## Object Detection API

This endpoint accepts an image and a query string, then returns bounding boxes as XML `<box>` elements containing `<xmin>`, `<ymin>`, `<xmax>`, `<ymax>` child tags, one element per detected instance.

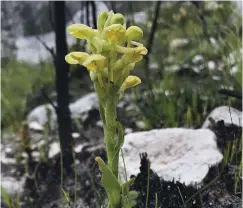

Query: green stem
<box><xmin>95</xmin><ymin>81</ymin><xmax>122</xmax><ymax>207</ymax></box>
<box><xmin>104</xmin><ymin>96</ymin><xmax>119</xmax><ymax>178</ymax></box>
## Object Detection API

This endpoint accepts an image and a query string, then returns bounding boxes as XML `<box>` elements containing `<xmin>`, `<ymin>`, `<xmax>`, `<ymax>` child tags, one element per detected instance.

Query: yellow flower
<box><xmin>133</xmin><ymin>46</ymin><xmax>148</xmax><ymax>55</ymax></box>
<box><xmin>65</xmin><ymin>52</ymin><xmax>89</xmax><ymax>64</ymax></box>
<box><xmin>104</xmin><ymin>24</ymin><xmax>126</xmax><ymax>41</ymax></box>
<box><xmin>116</xmin><ymin>45</ymin><xmax>147</xmax><ymax>55</ymax></box>
<box><xmin>67</xmin><ymin>24</ymin><xmax>97</xmax><ymax>39</ymax></box>
<box><xmin>83</xmin><ymin>54</ymin><xmax>106</xmax><ymax>71</ymax></box>
<box><xmin>115</xmin><ymin>45</ymin><xmax>147</xmax><ymax>65</ymax></box>
<box><xmin>126</xmin><ymin>26</ymin><xmax>143</xmax><ymax>41</ymax></box>
<box><xmin>119</xmin><ymin>53</ymin><xmax>142</xmax><ymax>65</ymax></box>
<box><xmin>120</xmin><ymin>75</ymin><xmax>141</xmax><ymax>90</ymax></box>
<box><xmin>118</xmin><ymin>75</ymin><xmax>141</xmax><ymax>98</ymax></box>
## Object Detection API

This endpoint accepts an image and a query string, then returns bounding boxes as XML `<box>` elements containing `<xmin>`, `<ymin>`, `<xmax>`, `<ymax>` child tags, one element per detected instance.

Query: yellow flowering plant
<box><xmin>65</xmin><ymin>11</ymin><xmax>147</xmax><ymax>208</ymax></box>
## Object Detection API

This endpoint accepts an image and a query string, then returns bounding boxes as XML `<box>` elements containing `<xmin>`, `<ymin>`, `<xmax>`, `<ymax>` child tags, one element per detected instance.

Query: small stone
<box><xmin>202</xmin><ymin>106</ymin><xmax>242</xmax><ymax>128</ymax></box>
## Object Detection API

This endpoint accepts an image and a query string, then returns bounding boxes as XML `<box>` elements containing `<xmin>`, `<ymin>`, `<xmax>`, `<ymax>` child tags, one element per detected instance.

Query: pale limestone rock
<box><xmin>119</xmin><ymin>128</ymin><xmax>223</xmax><ymax>186</ymax></box>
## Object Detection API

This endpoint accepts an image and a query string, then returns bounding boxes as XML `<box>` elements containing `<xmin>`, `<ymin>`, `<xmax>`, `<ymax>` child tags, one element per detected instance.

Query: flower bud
<box><xmin>65</xmin><ymin>52</ymin><xmax>89</xmax><ymax>64</ymax></box>
<box><xmin>83</xmin><ymin>54</ymin><xmax>106</xmax><ymax>71</ymax></box>
<box><xmin>67</xmin><ymin>24</ymin><xmax>96</xmax><ymax>39</ymax></box>
<box><xmin>104</xmin><ymin>24</ymin><xmax>126</xmax><ymax>41</ymax></box>
<box><xmin>126</xmin><ymin>26</ymin><xmax>143</xmax><ymax>41</ymax></box>
<box><xmin>110</xmin><ymin>13</ymin><xmax>125</xmax><ymax>25</ymax></box>
<box><xmin>120</xmin><ymin>75</ymin><xmax>141</xmax><ymax>90</ymax></box>
<box><xmin>89</xmin><ymin>71</ymin><xmax>97</xmax><ymax>81</ymax></box>
<box><xmin>103</xmin><ymin>11</ymin><xmax>115</xmax><ymax>28</ymax></box>
<box><xmin>118</xmin><ymin>75</ymin><xmax>141</xmax><ymax>98</ymax></box>
<box><xmin>97</xmin><ymin>11</ymin><xmax>108</xmax><ymax>33</ymax></box>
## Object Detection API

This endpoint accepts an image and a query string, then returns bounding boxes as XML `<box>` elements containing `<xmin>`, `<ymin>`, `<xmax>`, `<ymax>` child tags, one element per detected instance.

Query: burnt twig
<box><xmin>144</xmin><ymin>1</ymin><xmax>162</xmax><ymax>91</ymax></box>
<box><xmin>35</xmin><ymin>36</ymin><xmax>56</xmax><ymax>62</ymax></box>
<box><xmin>90</xmin><ymin>1</ymin><xmax>97</xmax><ymax>28</ymax></box>
<box><xmin>219</xmin><ymin>89</ymin><xmax>242</xmax><ymax>100</ymax></box>
<box><xmin>41</xmin><ymin>88</ymin><xmax>58</xmax><ymax>113</ymax></box>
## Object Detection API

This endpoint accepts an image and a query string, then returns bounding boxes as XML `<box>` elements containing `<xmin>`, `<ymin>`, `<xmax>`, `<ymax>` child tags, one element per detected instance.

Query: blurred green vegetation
<box><xmin>132</xmin><ymin>1</ymin><xmax>242</xmax><ymax>129</ymax></box>
<box><xmin>1</xmin><ymin>58</ymin><xmax>55</xmax><ymax>131</ymax></box>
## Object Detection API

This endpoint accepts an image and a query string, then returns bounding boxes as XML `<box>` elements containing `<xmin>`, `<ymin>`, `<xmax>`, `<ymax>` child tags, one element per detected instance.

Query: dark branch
<box><xmin>35</xmin><ymin>36</ymin><xmax>56</xmax><ymax>62</ymax></box>
<box><xmin>85</xmin><ymin>1</ymin><xmax>90</xmax><ymax>26</ymax></box>
<box><xmin>218</xmin><ymin>89</ymin><xmax>242</xmax><ymax>100</ymax></box>
<box><xmin>90</xmin><ymin>1</ymin><xmax>97</xmax><ymax>28</ymax></box>
<box><xmin>41</xmin><ymin>88</ymin><xmax>58</xmax><ymax>112</ymax></box>
<box><xmin>144</xmin><ymin>1</ymin><xmax>162</xmax><ymax>91</ymax></box>
<box><xmin>48</xmin><ymin>1</ymin><xmax>55</xmax><ymax>30</ymax></box>
<box><xmin>146</xmin><ymin>1</ymin><xmax>161</xmax><ymax>55</ymax></box>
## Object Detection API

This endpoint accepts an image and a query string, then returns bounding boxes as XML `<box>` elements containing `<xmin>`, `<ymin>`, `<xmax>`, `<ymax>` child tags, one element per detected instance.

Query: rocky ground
<box><xmin>1</xmin><ymin>93</ymin><xmax>242</xmax><ymax>208</ymax></box>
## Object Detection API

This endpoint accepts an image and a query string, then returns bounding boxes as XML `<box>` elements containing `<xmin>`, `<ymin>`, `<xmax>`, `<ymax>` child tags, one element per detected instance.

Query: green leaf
<box><xmin>121</xmin><ymin>177</ymin><xmax>136</xmax><ymax>195</ymax></box>
<box><xmin>121</xmin><ymin>178</ymin><xmax>138</xmax><ymax>208</ymax></box>
<box><xmin>95</xmin><ymin>157</ymin><xmax>121</xmax><ymax>207</ymax></box>
<box><xmin>61</xmin><ymin>188</ymin><xmax>70</xmax><ymax>203</ymax></box>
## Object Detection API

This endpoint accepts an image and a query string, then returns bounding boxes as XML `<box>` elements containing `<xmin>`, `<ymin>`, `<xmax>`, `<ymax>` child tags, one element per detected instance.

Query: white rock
<box><xmin>125</xmin><ymin>128</ymin><xmax>133</xmax><ymax>134</ymax></box>
<box><xmin>5</xmin><ymin>147</ymin><xmax>12</xmax><ymax>154</ymax></box>
<box><xmin>27</xmin><ymin>104</ymin><xmax>55</xmax><ymax>126</ymax></box>
<box><xmin>72</xmin><ymin>132</ymin><xmax>80</xmax><ymax>139</ymax></box>
<box><xmin>202</xmin><ymin>106</ymin><xmax>242</xmax><ymax>128</ymax></box>
<box><xmin>96</xmin><ymin>120</ymin><xmax>103</xmax><ymax>128</ymax></box>
<box><xmin>29</xmin><ymin>121</ymin><xmax>44</xmax><ymax>131</ymax></box>
<box><xmin>1</xmin><ymin>148</ymin><xmax>16</xmax><ymax>165</ymax></box>
<box><xmin>48</xmin><ymin>142</ymin><xmax>60</xmax><ymax>158</ymax></box>
<box><xmin>1</xmin><ymin>176</ymin><xmax>25</xmax><ymax>196</ymax></box>
<box><xmin>119</xmin><ymin>128</ymin><xmax>223</xmax><ymax>186</ymax></box>
<box><xmin>74</xmin><ymin>143</ymin><xmax>88</xmax><ymax>153</ymax></box>
<box><xmin>27</xmin><ymin>92</ymin><xmax>98</xmax><ymax>126</ymax></box>
<box><xmin>69</xmin><ymin>92</ymin><xmax>98</xmax><ymax>119</ymax></box>
<box><xmin>32</xmin><ymin>151</ymin><xmax>40</xmax><ymax>159</ymax></box>
<box><xmin>31</xmin><ymin>140</ymin><xmax>45</xmax><ymax>150</ymax></box>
